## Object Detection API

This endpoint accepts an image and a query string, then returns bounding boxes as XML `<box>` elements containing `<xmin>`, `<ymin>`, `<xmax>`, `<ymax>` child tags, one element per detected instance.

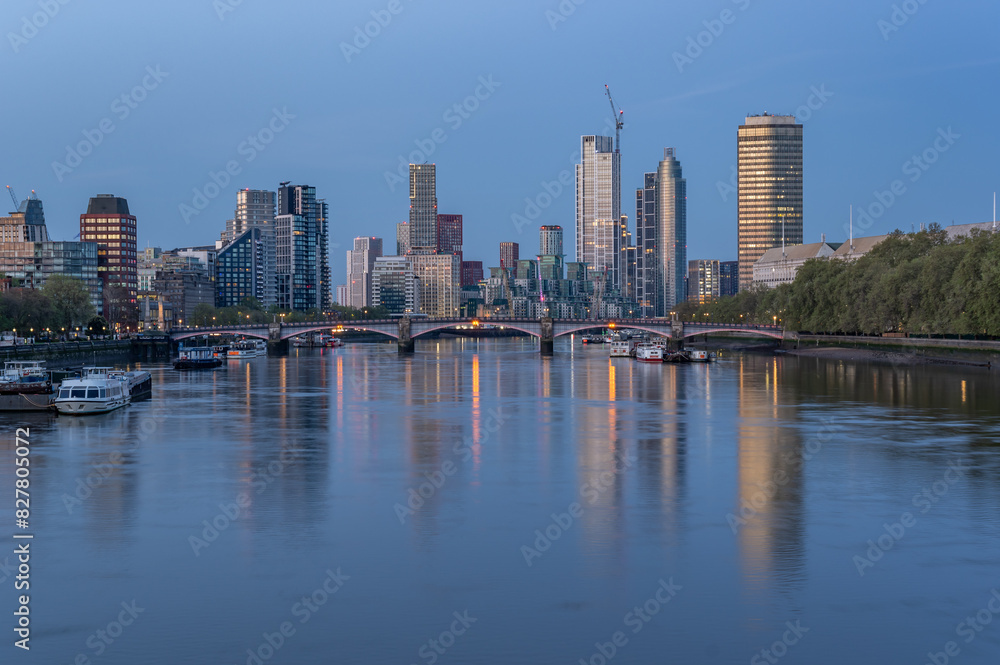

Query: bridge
<box><xmin>169</xmin><ymin>318</ymin><xmax>787</xmax><ymax>356</ymax></box>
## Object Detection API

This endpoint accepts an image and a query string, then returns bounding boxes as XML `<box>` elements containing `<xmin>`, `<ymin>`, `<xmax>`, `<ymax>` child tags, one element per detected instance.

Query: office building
<box><xmin>275</xmin><ymin>183</ymin><xmax>328</xmax><ymax>311</ymax></box>
<box><xmin>719</xmin><ymin>261</ymin><xmax>739</xmax><ymax>297</ymax></box>
<box><xmin>371</xmin><ymin>256</ymin><xmax>420</xmax><ymax>315</ymax></box>
<box><xmin>752</xmin><ymin>242</ymin><xmax>836</xmax><ymax>288</ymax></box>
<box><xmin>499</xmin><ymin>242</ymin><xmax>519</xmax><ymax>278</ymax></box>
<box><xmin>409</xmin><ymin>251</ymin><xmax>460</xmax><ymax>317</ymax></box>
<box><xmin>346</xmin><ymin>236</ymin><xmax>383</xmax><ymax>308</ymax></box>
<box><xmin>216</xmin><ymin>227</ymin><xmax>270</xmax><ymax>308</ymax></box>
<box><xmin>461</xmin><ymin>260</ymin><xmax>483</xmax><ymax>287</ymax></box>
<box><xmin>687</xmin><ymin>259</ymin><xmax>720</xmax><ymax>304</ymax></box>
<box><xmin>409</xmin><ymin>164</ymin><xmax>438</xmax><ymax>249</ymax></box>
<box><xmin>335</xmin><ymin>284</ymin><xmax>348</xmax><ymax>306</ymax></box>
<box><xmin>737</xmin><ymin>114</ymin><xmax>803</xmax><ymax>290</ymax></box>
<box><xmin>220</xmin><ymin>189</ymin><xmax>276</xmax><ymax>306</ymax></box>
<box><xmin>152</xmin><ymin>269</ymin><xmax>214</xmax><ymax>325</ymax></box>
<box><xmin>575</xmin><ymin>135</ymin><xmax>621</xmax><ymax>292</ymax></box>
<box><xmin>635</xmin><ymin>149</ymin><xmax>687</xmax><ymax>316</ymax></box>
<box><xmin>436</xmin><ymin>214</ymin><xmax>463</xmax><ymax>263</ymax></box>
<box><xmin>396</xmin><ymin>222</ymin><xmax>411</xmax><ymax>256</ymax></box>
<box><xmin>80</xmin><ymin>194</ymin><xmax>138</xmax><ymax>310</ymax></box>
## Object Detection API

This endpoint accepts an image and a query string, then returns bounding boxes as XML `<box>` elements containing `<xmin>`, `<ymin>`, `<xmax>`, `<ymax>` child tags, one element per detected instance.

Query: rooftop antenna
<box><xmin>850</xmin><ymin>204</ymin><xmax>854</xmax><ymax>253</ymax></box>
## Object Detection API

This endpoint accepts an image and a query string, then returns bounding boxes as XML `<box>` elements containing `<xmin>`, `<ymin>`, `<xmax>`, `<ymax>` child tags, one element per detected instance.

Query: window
<box><xmin>71</xmin><ymin>387</ymin><xmax>86</xmax><ymax>398</ymax></box>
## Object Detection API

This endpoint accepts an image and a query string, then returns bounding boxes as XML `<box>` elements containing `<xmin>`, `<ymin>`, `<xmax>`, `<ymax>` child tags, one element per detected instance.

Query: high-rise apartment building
<box><xmin>216</xmin><ymin>227</ymin><xmax>270</xmax><ymax>309</ymax></box>
<box><xmin>409</xmin><ymin>164</ymin><xmax>437</xmax><ymax>249</ymax></box>
<box><xmin>687</xmin><ymin>259</ymin><xmax>720</xmax><ymax>304</ymax></box>
<box><xmin>436</xmin><ymin>214</ymin><xmax>463</xmax><ymax>263</ymax></box>
<box><xmin>575</xmin><ymin>135</ymin><xmax>621</xmax><ymax>292</ymax></box>
<box><xmin>461</xmin><ymin>260</ymin><xmax>483</xmax><ymax>287</ymax></box>
<box><xmin>719</xmin><ymin>261</ymin><xmax>739</xmax><ymax>297</ymax></box>
<box><xmin>409</xmin><ymin>251</ymin><xmax>460</xmax><ymax>317</ymax></box>
<box><xmin>737</xmin><ymin>114</ymin><xmax>803</xmax><ymax>291</ymax></box>
<box><xmin>635</xmin><ymin>149</ymin><xmax>687</xmax><ymax>316</ymax></box>
<box><xmin>396</xmin><ymin>222</ymin><xmax>411</xmax><ymax>256</ymax></box>
<box><xmin>346</xmin><ymin>237</ymin><xmax>383</xmax><ymax>308</ymax></box>
<box><xmin>539</xmin><ymin>225</ymin><xmax>563</xmax><ymax>257</ymax></box>
<box><xmin>275</xmin><ymin>184</ymin><xmax>328</xmax><ymax>311</ymax></box>
<box><xmin>499</xmin><ymin>242</ymin><xmax>519</xmax><ymax>278</ymax></box>
<box><xmin>80</xmin><ymin>194</ymin><xmax>138</xmax><ymax>314</ymax></box>
<box><xmin>372</xmin><ymin>256</ymin><xmax>420</xmax><ymax>315</ymax></box>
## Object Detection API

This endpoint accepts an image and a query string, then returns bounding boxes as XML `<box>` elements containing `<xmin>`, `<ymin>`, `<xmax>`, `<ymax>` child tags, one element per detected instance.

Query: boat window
<box><xmin>87</xmin><ymin>388</ymin><xmax>99</xmax><ymax>399</ymax></box>
<box><xmin>100</xmin><ymin>389</ymin><xmax>106</xmax><ymax>398</ymax></box>
<box><xmin>71</xmin><ymin>388</ymin><xmax>86</xmax><ymax>398</ymax></box>
<box><xmin>59</xmin><ymin>389</ymin><xmax>70</xmax><ymax>398</ymax></box>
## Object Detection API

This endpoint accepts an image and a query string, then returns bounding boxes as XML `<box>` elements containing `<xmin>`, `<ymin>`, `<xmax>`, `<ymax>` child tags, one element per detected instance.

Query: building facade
<box><xmin>221</xmin><ymin>189</ymin><xmax>276</xmax><ymax>306</ymax></box>
<box><xmin>371</xmin><ymin>256</ymin><xmax>420</xmax><ymax>315</ymax></box>
<box><xmin>499</xmin><ymin>242</ymin><xmax>519</xmax><ymax>278</ymax></box>
<box><xmin>737</xmin><ymin>114</ymin><xmax>803</xmax><ymax>291</ymax></box>
<box><xmin>396</xmin><ymin>222</ymin><xmax>411</xmax><ymax>256</ymax></box>
<box><xmin>635</xmin><ymin>149</ymin><xmax>687</xmax><ymax>316</ymax></box>
<box><xmin>719</xmin><ymin>260</ymin><xmax>739</xmax><ymax>297</ymax></box>
<box><xmin>216</xmin><ymin>227</ymin><xmax>269</xmax><ymax>308</ymax></box>
<box><xmin>576</xmin><ymin>135</ymin><xmax>621</xmax><ymax>293</ymax></box>
<box><xmin>687</xmin><ymin>259</ymin><xmax>720</xmax><ymax>304</ymax></box>
<box><xmin>346</xmin><ymin>236</ymin><xmax>383</xmax><ymax>308</ymax></box>
<box><xmin>409</xmin><ymin>251</ymin><xmax>460</xmax><ymax>317</ymax></box>
<box><xmin>539</xmin><ymin>225</ymin><xmax>563</xmax><ymax>257</ymax></box>
<box><xmin>461</xmin><ymin>260</ymin><xmax>483</xmax><ymax>287</ymax></box>
<box><xmin>409</xmin><ymin>164</ymin><xmax>438</xmax><ymax>249</ymax></box>
<box><xmin>752</xmin><ymin>242</ymin><xmax>836</xmax><ymax>288</ymax></box>
<box><xmin>79</xmin><ymin>194</ymin><xmax>138</xmax><ymax>309</ymax></box>
<box><xmin>275</xmin><ymin>184</ymin><xmax>328</xmax><ymax>311</ymax></box>
<box><xmin>436</xmin><ymin>214</ymin><xmax>463</xmax><ymax>263</ymax></box>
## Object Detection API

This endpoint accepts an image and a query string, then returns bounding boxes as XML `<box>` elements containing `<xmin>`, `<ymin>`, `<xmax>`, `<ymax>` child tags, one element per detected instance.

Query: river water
<box><xmin>2</xmin><ymin>338</ymin><xmax>999</xmax><ymax>664</ymax></box>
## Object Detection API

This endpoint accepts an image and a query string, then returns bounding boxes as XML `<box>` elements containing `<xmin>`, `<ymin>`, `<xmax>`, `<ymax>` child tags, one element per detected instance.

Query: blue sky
<box><xmin>4</xmin><ymin>0</ymin><xmax>998</xmax><ymax>282</ymax></box>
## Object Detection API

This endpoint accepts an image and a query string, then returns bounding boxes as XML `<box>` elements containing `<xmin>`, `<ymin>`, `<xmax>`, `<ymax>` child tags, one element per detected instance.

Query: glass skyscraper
<box><xmin>575</xmin><ymin>135</ymin><xmax>621</xmax><ymax>293</ymax></box>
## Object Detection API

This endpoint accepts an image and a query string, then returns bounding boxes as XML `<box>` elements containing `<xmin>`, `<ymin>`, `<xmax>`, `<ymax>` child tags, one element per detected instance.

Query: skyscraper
<box><xmin>216</xmin><ymin>227</ymin><xmax>269</xmax><ymax>309</ymax></box>
<box><xmin>396</xmin><ymin>222</ymin><xmax>411</xmax><ymax>256</ymax></box>
<box><xmin>436</xmin><ymin>214</ymin><xmax>463</xmax><ymax>262</ymax></box>
<box><xmin>372</xmin><ymin>256</ymin><xmax>420</xmax><ymax>315</ymax></box>
<box><xmin>460</xmin><ymin>261</ymin><xmax>483</xmax><ymax>286</ymax></box>
<box><xmin>409</xmin><ymin>164</ymin><xmax>437</xmax><ymax>249</ymax></box>
<box><xmin>737</xmin><ymin>114</ymin><xmax>803</xmax><ymax>291</ymax></box>
<box><xmin>409</xmin><ymin>252</ymin><xmax>460</xmax><ymax>317</ymax></box>
<box><xmin>218</xmin><ymin>189</ymin><xmax>276</xmax><ymax>306</ymax></box>
<box><xmin>719</xmin><ymin>261</ymin><xmax>739</xmax><ymax>297</ymax></box>
<box><xmin>499</xmin><ymin>242</ymin><xmax>519</xmax><ymax>278</ymax></box>
<box><xmin>346</xmin><ymin>236</ymin><xmax>383</xmax><ymax>308</ymax></box>
<box><xmin>539</xmin><ymin>225</ymin><xmax>563</xmax><ymax>257</ymax></box>
<box><xmin>635</xmin><ymin>149</ymin><xmax>687</xmax><ymax>316</ymax></box>
<box><xmin>275</xmin><ymin>183</ymin><xmax>327</xmax><ymax>311</ymax></box>
<box><xmin>80</xmin><ymin>194</ymin><xmax>138</xmax><ymax>317</ymax></box>
<box><xmin>575</xmin><ymin>135</ymin><xmax>621</xmax><ymax>292</ymax></box>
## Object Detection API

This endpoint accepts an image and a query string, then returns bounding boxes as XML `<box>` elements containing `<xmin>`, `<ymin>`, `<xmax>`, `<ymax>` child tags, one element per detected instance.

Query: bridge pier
<box><xmin>398</xmin><ymin>317</ymin><xmax>414</xmax><ymax>354</ymax></box>
<box><xmin>268</xmin><ymin>323</ymin><xmax>289</xmax><ymax>357</ymax></box>
<box><xmin>540</xmin><ymin>317</ymin><xmax>554</xmax><ymax>356</ymax></box>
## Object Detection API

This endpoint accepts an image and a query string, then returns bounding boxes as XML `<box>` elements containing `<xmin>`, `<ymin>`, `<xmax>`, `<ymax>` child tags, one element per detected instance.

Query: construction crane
<box><xmin>6</xmin><ymin>185</ymin><xmax>19</xmax><ymax>210</ymax></box>
<box><xmin>604</xmin><ymin>85</ymin><xmax>624</xmax><ymax>153</ymax></box>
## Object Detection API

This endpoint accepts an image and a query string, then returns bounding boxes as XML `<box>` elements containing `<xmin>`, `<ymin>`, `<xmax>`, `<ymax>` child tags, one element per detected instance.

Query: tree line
<box><xmin>0</xmin><ymin>275</ymin><xmax>105</xmax><ymax>336</ymax></box>
<box><xmin>188</xmin><ymin>299</ymin><xmax>391</xmax><ymax>327</ymax></box>
<box><xmin>674</xmin><ymin>225</ymin><xmax>1000</xmax><ymax>335</ymax></box>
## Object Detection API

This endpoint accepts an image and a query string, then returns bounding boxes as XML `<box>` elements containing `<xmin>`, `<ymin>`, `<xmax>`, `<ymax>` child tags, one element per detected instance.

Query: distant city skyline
<box><xmin>5</xmin><ymin>1</ymin><xmax>997</xmax><ymax>288</ymax></box>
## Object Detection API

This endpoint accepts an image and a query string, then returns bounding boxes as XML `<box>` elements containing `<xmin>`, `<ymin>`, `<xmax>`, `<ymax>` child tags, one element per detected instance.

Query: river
<box><xmin>2</xmin><ymin>337</ymin><xmax>999</xmax><ymax>664</ymax></box>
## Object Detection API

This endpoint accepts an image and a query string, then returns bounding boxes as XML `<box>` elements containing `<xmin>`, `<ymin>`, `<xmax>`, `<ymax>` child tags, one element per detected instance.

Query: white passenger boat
<box><xmin>610</xmin><ymin>340</ymin><xmax>633</xmax><ymax>358</ymax></box>
<box><xmin>635</xmin><ymin>344</ymin><xmax>664</xmax><ymax>363</ymax></box>
<box><xmin>686</xmin><ymin>349</ymin><xmax>711</xmax><ymax>362</ymax></box>
<box><xmin>227</xmin><ymin>341</ymin><xmax>260</xmax><ymax>359</ymax></box>
<box><xmin>54</xmin><ymin>368</ymin><xmax>129</xmax><ymax>415</ymax></box>
<box><xmin>108</xmin><ymin>368</ymin><xmax>153</xmax><ymax>399</ymax></box>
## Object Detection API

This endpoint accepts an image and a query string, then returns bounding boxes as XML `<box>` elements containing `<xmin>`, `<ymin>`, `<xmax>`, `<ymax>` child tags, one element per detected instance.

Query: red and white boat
<box><xmin>635</xmin><ymin>344</ymin><xmax>664</xmax><ymax>363</ymax></box>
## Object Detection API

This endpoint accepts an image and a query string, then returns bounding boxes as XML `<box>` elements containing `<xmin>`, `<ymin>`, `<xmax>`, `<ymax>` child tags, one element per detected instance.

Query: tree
<box><xmin>43</xmin><ymin>275</ymin><xmax>95</xmax><ymax>331</ymax></box>
<box><xmin>87</xmin><ymin>315</ymin><xmax>109</xmax><ymax>337</ymax></box>
<box><xmin>191</xmin><ymin>303</ymin><xmax>217</xmax><ymax>327</ymax></box>
<box><xmin>104</xmin><ymin>285</ymin><xmax>139</xmax><ymax>331</ymax></box>
<box><xmin>0</xmin><ymin>288</ymin><xmax>52</xmax><ymax>333</ymax></box>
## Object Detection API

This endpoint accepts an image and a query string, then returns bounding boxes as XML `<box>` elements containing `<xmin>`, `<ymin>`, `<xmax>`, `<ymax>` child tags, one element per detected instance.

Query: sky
<box><xmin>4</xmin><ymin>0</ymin><xmax>999</xmax><ymax>284</ymax></box>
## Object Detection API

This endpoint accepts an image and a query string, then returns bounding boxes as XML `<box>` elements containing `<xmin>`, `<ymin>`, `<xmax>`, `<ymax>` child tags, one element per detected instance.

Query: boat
<box><xmin>227</xmin><ymin>340</ymin><xmax>261</xmax><ymax>359</ymax></box>
<box><xmin>174</xmin><ymin>347</ymin><xmax>223</xmax><ymax>370</ymax></box>
<box><xmin>0</xmin><ymin>361</ymin><xmax>55</xmax><ymax>411</ymax></box>
<box><xmin>108</xmin><ymin>368</ymin><xmax>153</xmax><ymax>399</ymax></box>
<box><xmin>212</xmin><ymin>344</ymin><xmax>230</xmax><ymax>359</ymax></box>
<box><xmin>54</xmin><ymin>368</ymin><xmax>129</xmax><ymax>415</ymax></box>
<box><xmin>635</xmin><ymin>344</ymin><xmax>664</xmax><ymax>363</ymax></box>
<box><xmin>610</xmin><ymin>340</ymin><xmax>634</xmax><ymax>358</ymax></box>
<box><xmin>685</xmin><ymin>349</ymin><xmax>711</xmax><ymax>362</ymax></box>
<box><xmin>255</xmin><ymin>340</ymin><xmax>267</xmax><ymax>355</ymax></box>
<box><xmin>0</xmin><ymin>361</ymin><xmax>52</xmax><ymax>394</ymax></box>
<box><xmin>326</xmin><ymin>337</ymin><xmax>344</xmax><ymax>348</ymax></box>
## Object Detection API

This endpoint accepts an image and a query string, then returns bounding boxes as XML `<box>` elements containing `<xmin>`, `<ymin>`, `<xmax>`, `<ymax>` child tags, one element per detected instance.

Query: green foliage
<box><xmin>87</xmin><ymin>316</ymin><xmax>109</xmax><ymax>336</ymax></box>
<box><xmin>42</xmin><ymin>275</ymin><xmax>95</xmax><ymax>329</ymax></box>
<box><xmin>684</xmin><ymin>228</ymin><xmax>1000</xmax><ymax>335</ymax></box>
